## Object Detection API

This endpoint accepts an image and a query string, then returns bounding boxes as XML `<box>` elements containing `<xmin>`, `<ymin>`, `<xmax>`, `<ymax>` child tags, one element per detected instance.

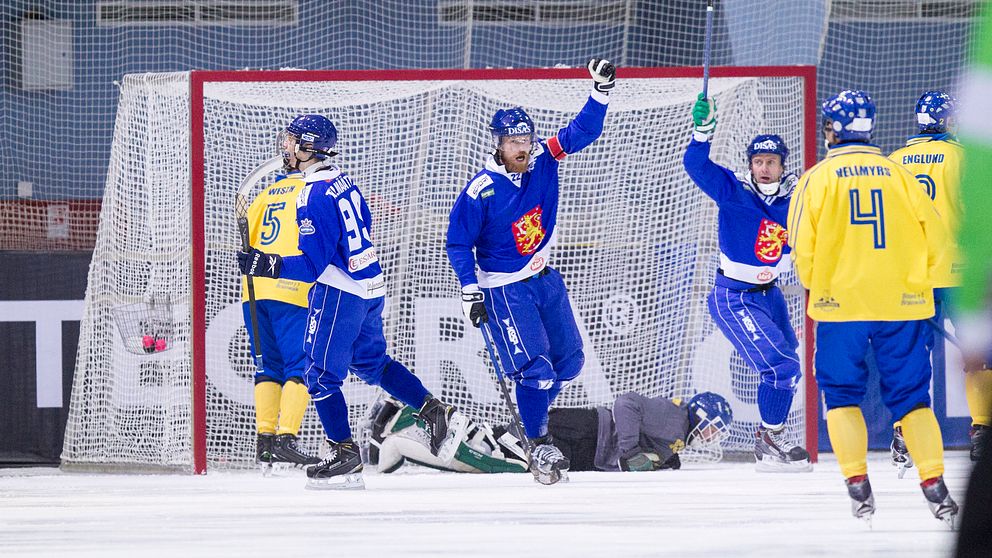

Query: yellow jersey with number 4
<box><xmin>888</xmin><ymin>135</ymin><xmax>963</xmax><ymax>288</ymax></box>
<box><xmin>240</xmin><ymin>174</ymin><xmax>311</xmax><ymax>307</ymax></box>
<box><xmin>788</xmin><ymin>143</ymin><xmax>947</xmax><ymax>322</ymax></box>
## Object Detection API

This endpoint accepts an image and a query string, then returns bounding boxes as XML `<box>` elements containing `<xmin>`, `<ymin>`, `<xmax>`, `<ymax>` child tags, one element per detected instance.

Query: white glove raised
<box><xmin>587</xmin><ymin>58</ymin><xmax>616</xmax><ymax>94</ymax></box>
<box><xmin>461</xmin><ymin>285</ymin><xmax>489</xmax><ymax>328</ymax></box>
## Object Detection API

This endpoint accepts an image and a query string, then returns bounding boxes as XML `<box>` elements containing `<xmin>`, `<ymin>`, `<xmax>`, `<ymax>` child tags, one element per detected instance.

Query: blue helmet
<box><xmin>687</xmin><ymin>392</ymin><xmax>733</xmax><ymax>448</ymax></box>
<box><xmin>489</xmin><ymin>107</ymin><xmax>536</xmax><ymax>144</ymax></box>
<box><xmin>746</xmin><ymin>134</ymin><xmax>789</xmax><ymax>164</ymax></box>
<box><xmin>915</xmin><ymin>90</ymin><xmax>956</xmax><ymax>134</ymax></box>
<box><xmin>821</xmin><ymin>90</ymin><xmax>876</xmax><ymax>142</ymax></box>
<box><xmin>285</xmin><ymin>114</ymin><xmax>338</xmax><ymax>159</ymax></box>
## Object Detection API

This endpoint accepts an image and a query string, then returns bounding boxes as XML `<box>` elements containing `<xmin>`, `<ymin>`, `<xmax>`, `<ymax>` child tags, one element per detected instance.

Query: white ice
<box><xmin>0</xmin><ymin>452</ymin><xmax>970</xmax><ymax>558</ymax></box>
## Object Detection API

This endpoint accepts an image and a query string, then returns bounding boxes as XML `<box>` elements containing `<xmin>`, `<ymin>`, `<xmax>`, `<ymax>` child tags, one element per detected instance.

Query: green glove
<box><xmin>692</xmin><ymin>93</ymin><xmax>716</xmax><ymax>136</ymax></box>
<box><xmin>620</xmin><ymin>452</ymin><xmax>662</xmax><ymax>471</ymax></box>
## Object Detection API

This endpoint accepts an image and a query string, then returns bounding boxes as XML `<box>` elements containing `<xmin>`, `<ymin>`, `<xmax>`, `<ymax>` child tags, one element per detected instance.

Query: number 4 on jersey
<box><xmin>848</xmin><ymin>188</ymin><xmax>886</xmax><ymax>249</ymax></box>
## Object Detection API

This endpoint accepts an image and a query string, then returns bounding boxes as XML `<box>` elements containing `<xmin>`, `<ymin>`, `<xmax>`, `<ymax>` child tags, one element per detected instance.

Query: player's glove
<box><xmin>238</xmin><ymin>248</ymin><xmax>282</xmax><ymax>279</ymax></box>
<box><xmin>619</xmin><ymin>451</ymin><xmax>663</xmax><ymax>472</ymax></box>
<box><xmin>692</xmin><ymin>93</ymin><xmax>716</xmax><ymax>139</ymax></box>
<box><xmin>460</xmin><ymin>285</ymin><xmax>489</xmax><ymax>328</ymax></box>
<box><xmin>588</xmin><ymin>58</ymin><xmax>616</xmax><ymax>94</ymax></box>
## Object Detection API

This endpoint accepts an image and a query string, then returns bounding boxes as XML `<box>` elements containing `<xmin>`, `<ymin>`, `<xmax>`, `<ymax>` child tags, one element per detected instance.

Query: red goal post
<box><xmin>63</xmin><ymin>66</ymin><xmax>817</xmax><ymax>474</ymax></box>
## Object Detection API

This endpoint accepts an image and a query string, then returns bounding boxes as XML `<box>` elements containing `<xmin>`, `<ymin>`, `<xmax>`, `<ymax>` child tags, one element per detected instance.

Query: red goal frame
<box><xmin>189</xmin><ymin>66</ymin><xmax>819</xmax><ymax>474</ymax></box>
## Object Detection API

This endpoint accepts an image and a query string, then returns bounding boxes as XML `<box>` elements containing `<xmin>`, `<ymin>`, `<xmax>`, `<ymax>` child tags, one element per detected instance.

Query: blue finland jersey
<box><xmin>279</xmin><ymin>162</ymin><xmax>385</xmax><ymax>299</ymax></box>
<box><xmin>683</xmin><ymin>138</ymin><xmax>794</xmax><ymax>287</ymax></box>
<box><xmin>447</xmin><ymin>94</ymin><xmax>608</xmax><ymax>288</ymax></box>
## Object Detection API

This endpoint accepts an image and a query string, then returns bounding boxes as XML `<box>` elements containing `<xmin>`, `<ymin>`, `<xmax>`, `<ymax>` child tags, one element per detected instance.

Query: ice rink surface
<box><xmin>1</xmin><ymin>451</ymin><xmax>972</xmax><ymax>558</ymax></box>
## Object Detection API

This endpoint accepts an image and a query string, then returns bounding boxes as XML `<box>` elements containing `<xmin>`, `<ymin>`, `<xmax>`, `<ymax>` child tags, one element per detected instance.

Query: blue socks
<box><xmin>757</xmin><ymin>382</ymin><xmax>795</xmax><ymax>428</ymax></box>
<box><xmin>313</xmin><ymin>391</ymin><xmax>352</xmax><ymax>442</ymax></box>
<box><xmin>515</xmin><ymin>383</ymin><xmax>551</xmax><ymax>439</ymax></box>
<box><xmin>379</xmin><ymin>360</ymin><xmax>431</xmax><ymax>409</ymax></box>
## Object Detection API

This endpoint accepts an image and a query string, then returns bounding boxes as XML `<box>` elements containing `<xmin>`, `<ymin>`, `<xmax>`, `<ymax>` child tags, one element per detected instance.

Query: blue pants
<box><xmin>241</xmin><ymin>299</ymin><xmax>307</xmax><ymax>384</ymax></box>
<box><xmin>707</xmin><ymin>284</ymin><xmax>801</xmax><ymax>426</ymax></box>
<box><xmin>483</xmin><ymin>267</ymin><xmax>584</xmax><ymax>438</ymax></box>
<box><xmin>303</xmin><ymin>283</ymin><xmax>430</xmax><ymax>441</ymax></box>
<box><xmin>815</xmin><ymin>320</ymin><xmax>933</xmax><ymax>421</ymax></box>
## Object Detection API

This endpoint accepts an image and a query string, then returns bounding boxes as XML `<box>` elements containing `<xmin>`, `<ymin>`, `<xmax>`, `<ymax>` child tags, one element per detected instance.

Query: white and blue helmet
<box><xmin>687</xmin><ymin>392</ymin><xmax>733</xmax><ymax>448</ymax></box>
<box><xmin>822</xmin><ymin>89</ymin><xmax>876</xmax><ymax>143</ymax></box>
<box><xmin>915</xmin><ymin>90</ymin><xmax>956</xmax><ymax>134</ymax></box>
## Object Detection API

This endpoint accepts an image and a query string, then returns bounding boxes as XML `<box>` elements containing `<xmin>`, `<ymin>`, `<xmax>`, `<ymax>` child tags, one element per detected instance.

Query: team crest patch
<box><xmin>299</xmin><ymin>218</ymin><xmax>315</xmax><ymax>235</ymax></box>
<box><xmin>754</xmin><ymin>218</ymin><xmax>787</xmax><ymax>263</ymax></box>
<box><xmin>513</xmin><ymin>206</ymin><xmax>546</xmax><ymax>255</ymax></box>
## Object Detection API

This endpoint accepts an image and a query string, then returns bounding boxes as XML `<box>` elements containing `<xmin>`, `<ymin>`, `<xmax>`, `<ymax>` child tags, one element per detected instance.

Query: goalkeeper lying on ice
<box><xmin>362</xmin><ymin>391</ymin><xmax>733</xmax><ymax>474</ymax></box>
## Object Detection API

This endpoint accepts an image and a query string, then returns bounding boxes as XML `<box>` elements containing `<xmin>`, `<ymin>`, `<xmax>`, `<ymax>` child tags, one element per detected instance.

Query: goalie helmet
<box><xmin>284</xmin><ymin>114</ymin><xmax>338</xmax><ymax>159</ymax></box>
<box><xmin>687</xmin><ymin>392</ymin><xmax>733</xmax><ymax>448</ymax></box>
<box><xmin>746</xmin><ymin>134</ymin><xmax>789</xmax><ymax>164</ymax></box>
<box><xmin>489</xmin><ymin>107</ymin><xmax>537</xmax><ymax>145</ymax></box>
<box><xmin>821</xmin><ymin>90</ymin><xmax>876</xmax><ymax>143</ymax></box>
<box><xmin>915</xmin><ymin>90</ymin><xmax>956</xmax><ymax>134</ymax></box>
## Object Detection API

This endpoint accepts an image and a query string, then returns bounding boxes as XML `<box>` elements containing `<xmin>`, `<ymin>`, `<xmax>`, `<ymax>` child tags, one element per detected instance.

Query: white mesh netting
<box><xmin>61</xmin><ymin>70</ymin><xmax>810</xmax><ymax>471</ymax></box>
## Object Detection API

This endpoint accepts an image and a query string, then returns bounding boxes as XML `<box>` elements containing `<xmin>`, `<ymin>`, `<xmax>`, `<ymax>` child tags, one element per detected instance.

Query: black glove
<box><xmin>460</xmin><ymin>287</ymin><xmax>489</xmax><ymax>328</ymax></box>
<box><xmin>238</xmin><ymin>248</ymin><xmax>282</xmax><ymax>278</ymax></box>
<box><xmin>588</xmin><ymin>58</ymin><xmax>616</xmax><ymax>94</ymax></box>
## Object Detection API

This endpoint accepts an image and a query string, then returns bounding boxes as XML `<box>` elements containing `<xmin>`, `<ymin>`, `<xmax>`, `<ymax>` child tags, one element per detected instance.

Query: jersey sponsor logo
<box><xmin>751</xmin><ymin>139</ymin><xmax>780</xmax><ymax>151</ymax></box>
<box><xmin>756</xmin><ymin>269</ymin><xmax>773</xmax><ymax>283</ymax></box>
<box><xmin>901</xmin><ymin>292</ymin><xmax>927</xmax><ymax>306</ymax></box>
<box><xmin>754</xmin><ymin>218</ymin><xmax>787</xmax><ymax>263</ymax></box>
<box><xmin>502</xmin><ymin>318</ymin><xmax>524</xmax><ymax>355</ymax></box>
<box><xmin>306</xmin><ymin>308</ymin><xmax>321</xmax><ymax>344</ymax></box>
<box><xmin>366</xmin><ymin>278</ymin><xmax>385</xmax><ymax>296</ymax></box>
<box><xmin>513</xmin><ymin>206</ymin><xmax>546</xmax><ymax>255</ymax></box>
<box><xmin>296</xmin><ymin>184</ymin><xmax>312</xmax><ymax>208</ymax></box>
<box><xmin>504</xmin><ymin>122</ymin><xmax>532</xmax><ymax>135</ymax></box>
<box><xmin>348</xmin><ymin>246</ymin><xmax>379</xmax><ymax>272</ymax></box>
<box><xmin>735</xmin><ymin>309</ymin><xmax>760</xmax><ymax>341</ymax></box>
<box><xmin>467</xmin><ymin>174</ymin><xmax>494</xmax><ymax>199</ymax></box>
<box><xmin>299</xmin><ymin>218</ymin><xmax>315</xmax><ymax>236</ymax></box>
<box><xmin>529</xmin><ymin>257</ymin><xmax>544</xmax><ymax>271</ymax></box>
<box><xmin>480</xmin><ymin>188</ymin><xmax>494</xmax><ymax>199</ymax></box>
<box><xmin>813</xmin><ymin>296</ymin><xmax>839</xmax><ymax>311</ymax></box>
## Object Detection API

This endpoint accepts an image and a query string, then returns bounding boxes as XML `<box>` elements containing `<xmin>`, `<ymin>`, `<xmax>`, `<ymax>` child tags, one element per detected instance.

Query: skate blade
<box><xmin>754</xmin><ymin>457</ymin><xmax>813</xmax><ymax>473</ymax></box>
<box><xmin>533</xmin><ymin>468</ymin><xmax>569</xmax><ymax>486</ymax></box>
<box><xmin>895</xmin><ymin>463</ymin><xmax>912</xmax><ymax>479</ymax></box>
<box><xmin>305</xmin><ymin>473</ymin><xmax>365</xmax><ymax>491</ymax></box>
<box><xmin>434</xmin><ymin>413</ymin><xmax>470</xmax><ymax>464</ymax></box>
<box><xmin>259</xmin><ymin>462</ymin><xmax>274</xmax><ymax>477</ymax></box>
<box><xmin>940</xmin><ymin>513</ymin><xmax>959</xmax><ymax>531</ymax></box>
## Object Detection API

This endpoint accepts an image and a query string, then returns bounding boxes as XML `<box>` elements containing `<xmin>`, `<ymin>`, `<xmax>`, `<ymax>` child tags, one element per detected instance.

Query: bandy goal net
<box><xmin>62</xmin><ymin>67</ymin><xmax>816</xmax><ymax>473</ymax></box>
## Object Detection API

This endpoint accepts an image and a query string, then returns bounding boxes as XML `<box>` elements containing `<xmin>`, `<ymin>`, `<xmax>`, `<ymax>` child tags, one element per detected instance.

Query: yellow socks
<box><xmin>276</xmin><ymin>380</ymin><xmax>311</xmax><ymax>437</ymax></box>
<box><xmin>255</xmin><ymin>381</ymin><xmax>282</xmax><ymax>435</ymax></box>
<box><xmin>965</xmin><ymin>369</ymin><xmax>992</xmax><ymax>427</ymax></box>
<box><xmin>900</xmin><ymin>407</ymin><xmax>945</xmax><ymax>481</ymax></box>
<box><xmin>826</xmin><ymin>406</ymin><xmax>868</xmax><ymax>478</ymax></box>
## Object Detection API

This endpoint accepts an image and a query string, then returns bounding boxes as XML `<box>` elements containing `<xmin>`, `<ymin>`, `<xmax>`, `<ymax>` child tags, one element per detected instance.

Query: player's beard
<box><xmin>501</xmin><ymin>149</ymin><xmax>530</xmax><ymax>174</ymax></box>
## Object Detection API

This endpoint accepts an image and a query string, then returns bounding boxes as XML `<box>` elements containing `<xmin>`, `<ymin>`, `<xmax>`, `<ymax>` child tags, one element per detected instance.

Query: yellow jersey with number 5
<box><xmin>888</xmin><ymin>135</ymin><xmax>963</xmax><ymax>288</ymax></box>
<box><xmin>240</xmin><ymin>174</ymin><xmax>311</xmax><ymax>307</ymax></box>
<box><xmin>787</xmin><ymin>143</ymin><xmax>947</xmax><ymax>322</ymax></box>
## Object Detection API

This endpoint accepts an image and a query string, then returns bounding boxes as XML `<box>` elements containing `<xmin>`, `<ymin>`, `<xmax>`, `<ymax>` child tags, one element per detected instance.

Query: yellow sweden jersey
<box><xmin>241</xmin><ymin>174</ymin><xmax>311</xmax><ymax>307</ymax></box>
<box><xmin>889</xmin><ymin>136</ymin><xmax>964</xmax><ymax>288</ymax></box>
<box><xmin>788</xmin><ymin>144</ymin><xmax>947</xmax><ymax>322</ymax></box>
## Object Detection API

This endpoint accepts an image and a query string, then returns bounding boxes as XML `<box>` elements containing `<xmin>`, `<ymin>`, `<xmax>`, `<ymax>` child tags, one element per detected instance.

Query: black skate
<box><xmin>755</xmin><ymin>426</ymin><xmax>812</xmax><ymax>473</ymax></box>
<box><xmin>969</xmin><ymin>424</ymin><xmax>989</xmax><ymax>462</ymax></box>
<box><xmin>365</xmin><ymin>395</ymin><xmax>403</xmax><ymax>467</ymax></box>
<box><xmin>921</xmin><ymin>476</ymin><xmax>959</xmax><ymax>529</ymax></box>
<box><xmin>530</xmin><ymin>436</ymin><xmax>570</xmax><ymax>485</ymax></box>
<box><xmin>271</xmin><ymin>434</ymin><xmax>320</xmax><ymax>469</ymax></box>
<box><xmin>257</xmin><ymin>433</ymin><xmax>275</xmax><ymax>473</ymax></box>
<box><xmin>890</xmin><ymin>425</ymin><xmax>913</xmax><ymax>478</ymax></box>
<box><xmin>414</xmin><ymin>397</ymin><xmax>468</xmax><ymax>463</ymax></box>
<box><xmin>305</xmin><ymin>440</ymin><xmax>365</xmax><ymax>491</ymax></box>
<box><xmin>845</xmin><ymin>474</ymin><xmax>876</xmax><ymax>526</ymax></box>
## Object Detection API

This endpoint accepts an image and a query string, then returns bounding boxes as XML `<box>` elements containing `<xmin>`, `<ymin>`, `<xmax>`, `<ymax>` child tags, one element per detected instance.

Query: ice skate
<box><xmin>754</xmin><ymin>426</ymin><xmax>812</xmax><ymax>472</ymax></box>
<box><xmin>890</xmin><ymin>425</ymin><xmax>913</xmax><ymax>478</ymax></box>
<box><xmin>305</xmin><ymin>440</ymin><xmax>365</xmax><ymax>491</ymax></box>
<box><xmin>414</xmin><ymin>397</ymin><xmax>469</xmax><ymax>463</ymax></box>
<box><xmin>364</xmin><ymin>394</ymin><xmax>403</xmax><ymax>467</ymax></box>
<box><xmin>845</xmin><ymin>474</ymin><xmax>876</xmax><ymax>527</ymax></box>
<box><xmin>921</xmin><ymin>476</ymin><xmax>958</xmax><ymax>529</ymax></box>
<box><xmin>969</xmin><ymin>424</ymin><xmax>989</xmax><ymax>462</ymax></box>
<box><xmin>530</xmin><ymin>437</ymin><xmax>570</xmax><ymax>485</ymax></box>
<box><xmin>257</xmin><ymin>433</ymin><xmax>275</xmax><ymax>476</ymax></box>
<box><xmin>270</xmin><ymin>434</ymin><xmax>320</xmax><ymax>470</ymax></box>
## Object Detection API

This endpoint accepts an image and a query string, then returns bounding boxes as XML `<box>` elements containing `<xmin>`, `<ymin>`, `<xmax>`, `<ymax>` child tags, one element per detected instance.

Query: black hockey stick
<box><xmin>235</xmin><ymin>155</ymin><xmax>285</xmax><ymax>371</ymax></box>
<box><xmin>480</xmin><ymin>322</ymin><xmax>538</xmax><ymax>478</ymax></box>
<box><xmin>702</xmin><ymin>0</ymin><xmax>715</xmax><ymax>99</ymax></box>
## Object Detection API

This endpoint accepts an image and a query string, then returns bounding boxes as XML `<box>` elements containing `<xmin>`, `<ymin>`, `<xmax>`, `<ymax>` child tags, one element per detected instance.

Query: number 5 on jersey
<box><xmin>848</xmin><ymin>188</ymin><xmax>885</xmax><ymax>249</ymax></box>
<box><xmin>338</xmin><ymin>190</ymin><xmax>371</xmax><ymax>251</ymax></box>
